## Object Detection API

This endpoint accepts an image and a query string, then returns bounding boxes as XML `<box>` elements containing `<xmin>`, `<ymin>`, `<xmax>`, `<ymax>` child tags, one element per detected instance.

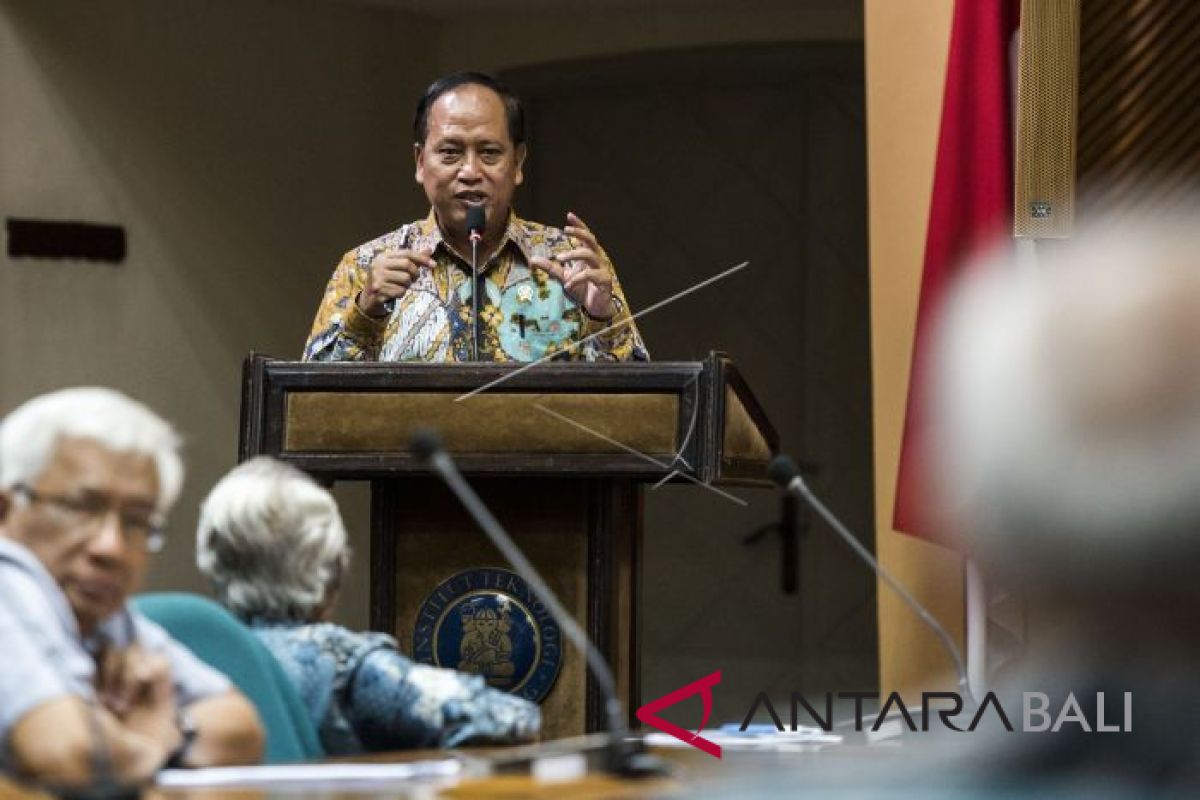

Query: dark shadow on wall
<box><xmin>502</xmin><ymin>43</ymin><xmax>877</xmax><ymax>724</ymax></box>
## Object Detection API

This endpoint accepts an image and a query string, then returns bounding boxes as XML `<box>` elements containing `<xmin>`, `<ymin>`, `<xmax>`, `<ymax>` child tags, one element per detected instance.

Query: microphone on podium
<box><xmin>466</xmin><ymin>205</ymin><xmax>485</xmax><ymax>246</ymax></box>
<box><xmin>767</xmin><ymin>454</ymin><xmax>975</xmax><ymax>706</ymax></box>
<box><xmin>411</xmin><ymin>430</ymin><xmax>668</xmax><ymax>777</ymax></box>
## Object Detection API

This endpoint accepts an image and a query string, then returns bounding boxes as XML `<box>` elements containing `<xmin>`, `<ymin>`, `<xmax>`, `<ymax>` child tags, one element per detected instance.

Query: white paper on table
<box><xmin>643</xmin><ymin>728</ymin><xmax>842</xmax><ymax>752</ymax></box>
<box><xmin>156</xmin><ymin>759</ymin><xmax>462</xmax><ymax>789</ymax></box>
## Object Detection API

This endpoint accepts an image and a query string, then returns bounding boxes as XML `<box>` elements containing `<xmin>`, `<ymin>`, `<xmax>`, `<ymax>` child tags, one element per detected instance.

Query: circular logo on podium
<box><xmin>412</xmin><ymin>568</ymin><xmax>562</xmax><ymax>703</ymax></box>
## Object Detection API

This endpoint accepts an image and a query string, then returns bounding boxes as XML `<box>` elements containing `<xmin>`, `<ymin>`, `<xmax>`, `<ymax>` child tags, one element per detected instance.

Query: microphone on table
<box><xmin>412</xmin><ymin>430</ymin><xmax>668</xmax><ymax>777</ymax></box>
<box><xmin>466</xmin><ymin>205</ymin><xmax>486</xmax><ymax>361</ymax></box>
<box><xmin>767</xmin><ymin>454</ymin><xmax>976</xmax><ymax>708</ymax></box>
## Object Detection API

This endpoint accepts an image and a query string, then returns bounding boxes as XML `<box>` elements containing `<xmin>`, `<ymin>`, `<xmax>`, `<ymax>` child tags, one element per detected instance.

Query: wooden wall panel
<box><xmin>1077</xmin><ymin>0</ymin><xmax>1200</xmax><ymax>212</ymax></box>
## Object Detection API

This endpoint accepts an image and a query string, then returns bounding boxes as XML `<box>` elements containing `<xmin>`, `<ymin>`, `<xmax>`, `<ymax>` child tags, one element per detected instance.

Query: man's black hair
<box><xmin>413</xmin><ymin>71</ymin><xmax>526</xmax><ymax>146</ymax></box>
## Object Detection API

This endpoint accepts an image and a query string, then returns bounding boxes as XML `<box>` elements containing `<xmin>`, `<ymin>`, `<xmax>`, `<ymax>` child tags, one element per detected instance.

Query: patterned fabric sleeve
<box><xmin>344</xmin><ymin>646</ymin><xmax>541</xmax><ymax>750</ymax></box>
<box><xmin>302</xmin><ymin>248</ymin><xmax>389</xmax><ymax>361</ymax></box>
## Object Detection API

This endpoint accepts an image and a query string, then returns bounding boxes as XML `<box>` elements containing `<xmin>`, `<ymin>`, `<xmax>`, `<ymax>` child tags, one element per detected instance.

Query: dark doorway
<box><xmin>505</xmin><ymin>43</ymin><xmax>875</xmax><ymax>723</ymax></box>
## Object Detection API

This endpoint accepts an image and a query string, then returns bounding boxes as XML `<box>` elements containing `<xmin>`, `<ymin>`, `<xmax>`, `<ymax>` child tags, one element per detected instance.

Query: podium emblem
<box><xmin>412</xmin><ymin>568</ymin><xmax>563</xmax><ymax>703</ymax></box>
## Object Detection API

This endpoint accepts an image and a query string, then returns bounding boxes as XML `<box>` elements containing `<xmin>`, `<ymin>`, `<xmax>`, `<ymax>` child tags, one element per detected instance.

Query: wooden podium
<box><xmin>239</xmin><ymin>352</ymin><xmax>776</xmax><ymax>739</ymax></box>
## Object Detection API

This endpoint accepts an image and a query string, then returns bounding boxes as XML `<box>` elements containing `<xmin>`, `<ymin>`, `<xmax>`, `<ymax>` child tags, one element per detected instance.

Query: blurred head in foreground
<box><xmin>924</xmin><ymin>211</ymin><xmax>1200</xmax><ymax>789</ymax></box>
<box><xmin>932</xmin><ymin>210</ymin><xmax>1200</xmax><ymax>646</ymax></box>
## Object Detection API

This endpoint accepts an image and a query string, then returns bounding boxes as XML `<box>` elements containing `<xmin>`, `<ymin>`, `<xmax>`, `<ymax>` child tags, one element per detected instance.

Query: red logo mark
<box><xmin>635</xmin><ymin>670</ymin><xmax>722</xmax><ymax>758</ymax></box>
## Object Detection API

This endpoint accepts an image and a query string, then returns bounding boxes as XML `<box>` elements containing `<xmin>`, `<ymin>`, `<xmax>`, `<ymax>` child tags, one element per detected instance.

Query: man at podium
<box><xmin>303</xmin><ymin>71</ymin><xmax>648</xmax><ymax>364</ymax></box>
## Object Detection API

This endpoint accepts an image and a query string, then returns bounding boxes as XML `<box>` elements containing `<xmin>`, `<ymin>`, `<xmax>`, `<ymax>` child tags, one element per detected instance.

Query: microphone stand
<box><xmin>768</xmin><ymin>456</ymin><xmax>976</xmax><ymax>711</ymax></box>
<box><xmin>413</xmin><ymin>432</ymin><xmax>667</xmax><ymax>777</ymax></box>
<box><xmin>465</xmin><ymin>205</ymin><xmax>485</xmax><ymax>362</ymax></box>
<box><xmin>470</xmin><ymin>233</ymin><xmax>480</xmax><ymax>362</ymax></box>
<box><xmin>742</xmin><ymin>462</ymin><xmax>817</xmax><ymax>595</ymax></box>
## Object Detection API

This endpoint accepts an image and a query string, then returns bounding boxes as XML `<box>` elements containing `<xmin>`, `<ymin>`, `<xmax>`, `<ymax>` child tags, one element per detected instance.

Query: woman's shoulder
<box><xmin>308</xmin><ymin>622</ymin><xmax>397</xmax><ymax>654</ymax></box>
<box><xmin>254</xmin><ymin>620</ymin><xmax>397</xmax><ymax>671</ymax></box>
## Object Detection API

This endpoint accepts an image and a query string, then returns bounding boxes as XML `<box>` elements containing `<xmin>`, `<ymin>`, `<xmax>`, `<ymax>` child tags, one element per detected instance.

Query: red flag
<box><xmin>893</xmin><ymin>0</ymin><xmax>1020</xmax><ymax>540</ymax></box>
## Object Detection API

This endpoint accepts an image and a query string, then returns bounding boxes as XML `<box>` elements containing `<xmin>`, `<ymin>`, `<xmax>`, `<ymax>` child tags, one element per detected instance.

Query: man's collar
<box><xmin>416</xmin><ymin>209</ymin><xmax>536</xmax><ymax>266</ymax></box>
<box><xmin>0</xmin><ymin>536</ymin><xmax>83</xmax><ymax>639</ymax></box>
<box><xmin>0</xmin><ymin>536</ymin><xmax>52</xmax><ymax>583</ymax></box>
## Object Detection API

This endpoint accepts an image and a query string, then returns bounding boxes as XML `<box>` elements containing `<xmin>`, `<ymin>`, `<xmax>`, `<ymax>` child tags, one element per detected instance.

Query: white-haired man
<box><xmin>0</xmin><ymin>388</ymin><xmax>263</xmax><ymax>788</ymax></box>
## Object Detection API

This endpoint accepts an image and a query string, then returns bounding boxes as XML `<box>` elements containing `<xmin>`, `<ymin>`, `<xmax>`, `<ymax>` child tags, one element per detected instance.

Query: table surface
<box><xmin>1</xmin><ymin>738</ymin><xmax>912</xmax><ymax>799</ymax></box>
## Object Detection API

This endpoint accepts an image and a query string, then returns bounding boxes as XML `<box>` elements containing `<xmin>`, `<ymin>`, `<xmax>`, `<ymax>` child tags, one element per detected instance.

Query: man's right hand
<box><xmin>356</xmin><ymin>248</ymin><xmax>435</xmax><ymax>318</ymax></box>
<box><xmin>98</xmin><ymin>644</ymin><xmax>181</xmax><ymax>754</ymax></box>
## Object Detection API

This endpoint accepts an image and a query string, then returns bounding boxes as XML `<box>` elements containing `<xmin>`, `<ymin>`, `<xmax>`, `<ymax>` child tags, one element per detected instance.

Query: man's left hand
<box><xmin>97</xmin><ymin>644</ymin><xmax>166</xmax><ymax>716</ymax></box>
<box><xmin>532</xmin><ymin>212</ymin><xmax>617</xmax><ymax>321</ymax></box>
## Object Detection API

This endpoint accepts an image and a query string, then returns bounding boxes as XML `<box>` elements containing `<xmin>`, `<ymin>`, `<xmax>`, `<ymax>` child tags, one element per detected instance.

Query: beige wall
<box><xmin>0</xmin><ymin>0</ymin><xmax>439</xmax><ymax>627</ymax></box>
<box><xmin>864</xmin><ymin>0</ymin><xmax>966</xmax><ymax>696</ymax></box>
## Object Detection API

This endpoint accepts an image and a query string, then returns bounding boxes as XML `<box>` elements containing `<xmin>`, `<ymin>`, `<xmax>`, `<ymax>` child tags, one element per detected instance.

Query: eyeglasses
<box><xmin>11</xmin><ymin>484</ymin><xmax>167</xmax><ymax>553</ymax></box>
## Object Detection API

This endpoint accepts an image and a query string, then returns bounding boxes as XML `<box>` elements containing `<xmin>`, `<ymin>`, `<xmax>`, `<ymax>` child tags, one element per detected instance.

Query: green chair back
<box><xmin>133</xmin><ymin>592</ymin><xmax>324</xmax><ymax>763</ymax></box>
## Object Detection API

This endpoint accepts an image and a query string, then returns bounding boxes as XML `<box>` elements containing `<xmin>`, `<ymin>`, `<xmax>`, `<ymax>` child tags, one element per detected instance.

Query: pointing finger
<box><xmin>566</xmin><ymin>211</ymin><xmax>591</xmax><ymax>232</ymax></box>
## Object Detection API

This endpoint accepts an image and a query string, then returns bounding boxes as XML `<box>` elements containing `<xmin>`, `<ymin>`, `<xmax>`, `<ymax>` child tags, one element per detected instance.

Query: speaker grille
<box><xmin>1014</xmin><ymin>0</ymin><xmax>1081</xmax><ymax>238</ymax></box>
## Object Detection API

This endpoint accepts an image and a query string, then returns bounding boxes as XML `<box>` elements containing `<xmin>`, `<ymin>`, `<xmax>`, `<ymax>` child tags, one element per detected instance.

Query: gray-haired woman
<box><xmin>195</xmin><ymin>457</ymin><xmax>540</xmax><ymax>754</ymax></box>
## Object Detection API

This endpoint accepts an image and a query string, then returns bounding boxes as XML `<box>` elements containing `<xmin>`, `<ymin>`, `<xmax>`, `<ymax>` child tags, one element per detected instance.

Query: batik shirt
<box><xmin>303</xmin><ymin>212</ymin><xmax>649</xmax><ymax>363</ymax></box>
<box><xmin>248</xmin><ymin>619</ymin><xmax>541</xmax><ymax>755</ymax></box>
